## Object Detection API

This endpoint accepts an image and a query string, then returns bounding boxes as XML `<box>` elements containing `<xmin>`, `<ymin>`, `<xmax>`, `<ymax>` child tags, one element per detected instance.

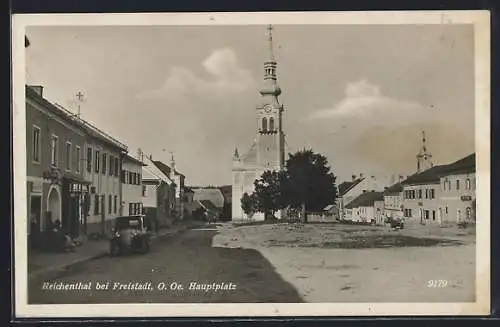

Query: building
<box><xmin>336</xmin><ymin>175</ymin><xmax>365</xmax><ymax>220</ymax></box>
<box><xmin>26</xmin><ymin>85</ymin><xmax>91</xmax><ymax>247</ymax></box>
<box><xmin>401</xmin><ymin>166</ymin><xmax>444</xmax><ymax>224</ymax></box>
<box><xmin>141</xmin><ymin>154</ymin><xmax>176</xmax><ymax>229</ymax></box>
<box><xmin>121</xmin><ymin>154</ymin><xmax>146</xmax><ymax>216</ymax></box>
<box><xmin>345</xmin><ymin>191</ymin><xmax>385</xmax><ymax>224</ymax></box>
<box><xmin>383</xmin><ymin>182</ymin><xmax>404</xmax><ymax>222</ymax></box>
<box><xmin>401</xmin><ymin>153</ymin><xmax>475</xmax><ymax>225</ymax></box>
<box><xmin>336</xmin><ymin>174</ymin><xmax>390</xmax><ymax>220</ymax></box>
<box><xmin>438</xmin><ymin>153</ymin><xmax>475</xmax><ymax>225</ymax></box>
<box><xmin>152</xmin><ymin>155</ymin><xmax>185</xmax><ymax>221</ymax></box>
<box><xmin>81</xmin><ymin>117</ymin><xmax>128</xmax><ymax>237</ymax></box>
<box><xmin>26</xmin><ymin>84</ymin><xmax>129</xmax><ymax>241</ymax></box>
<box><xmin>232</xmin><ymin>25</ymin><xmax>286</xmax><ymax>221</ymax></box>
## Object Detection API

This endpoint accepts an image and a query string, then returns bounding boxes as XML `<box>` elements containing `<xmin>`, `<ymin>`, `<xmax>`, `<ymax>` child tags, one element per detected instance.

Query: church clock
<box><xmin>264</xmin><ymin>104</ymin><xmax>272</xmax><ymax>113</ymax></box>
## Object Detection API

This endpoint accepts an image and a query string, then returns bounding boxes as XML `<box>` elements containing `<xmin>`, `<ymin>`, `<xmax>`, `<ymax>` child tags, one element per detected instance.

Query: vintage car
<box><xmin>109</xmin><ymin>215</ymin><xmax>151</xmax><ymax>256</ymax></box>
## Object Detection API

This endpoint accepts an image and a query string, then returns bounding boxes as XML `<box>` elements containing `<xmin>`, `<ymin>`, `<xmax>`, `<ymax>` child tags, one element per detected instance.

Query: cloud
<box><xmin>136</xmin><ymin>48</ymin><xmax>255</xmax><ymax>101</ymax></box>
<box><xmin>309</xmin><ymin>80</ymin><xmax>431</xmax><ymax>124</ymax></box>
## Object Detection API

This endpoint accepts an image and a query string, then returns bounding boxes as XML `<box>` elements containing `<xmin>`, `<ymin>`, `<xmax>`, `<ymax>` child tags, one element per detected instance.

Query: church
<box><xmin>231</xmin><ymin>25</ymin><xmax>286</xmax><ymax>221</ymax></box>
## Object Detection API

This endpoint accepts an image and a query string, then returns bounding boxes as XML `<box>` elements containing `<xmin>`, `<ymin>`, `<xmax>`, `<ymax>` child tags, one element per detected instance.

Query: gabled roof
<box><xmin>402</xmin><ymin>153</ymin><xmax>475</xmax><ymax>186</ymax></box>
<box><xmin>141</xmin><ymin>156</ymin><xmax>174</xmax><ymax>185</ymax></box>
<box><xmin>338</xmin><ymin>178</ymin><xmax>364</xmax><ymax>196</ymax></box>
<box><xmin>345</xmin><ymin>191</ymin><xmax>384</xmax><ymax>209</ymax></box>
<box><xmin>152</xmin><ymin>160</ymin><xmax>185</xmax><ymax>178</ymax></box>
<box><xmin>384</xmin><ymin>182</ymin><xmax>403</xmax><ymax>195</ymax></box>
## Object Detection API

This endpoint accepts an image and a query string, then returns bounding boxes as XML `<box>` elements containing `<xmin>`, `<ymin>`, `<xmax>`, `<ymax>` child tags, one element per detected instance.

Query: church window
<box><xmin>269</xmin><ymin>117</ymin><xmax>275</xmax><ymax>131</ymax></box>
<box><xmin>262</xmin><ymin>117</ymin><xmax>267</xmax><ymax>131</ymax></box>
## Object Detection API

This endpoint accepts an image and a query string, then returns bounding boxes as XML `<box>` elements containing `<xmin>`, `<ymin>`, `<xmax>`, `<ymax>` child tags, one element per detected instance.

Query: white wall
<box><xmin>122</xmin><ymin>158</ymin><xmax>143</xmax><ymax>215</ymax></box>
<box><xmin>142</xmin><ymin>183</ymin><xmax>158</xmax><ymax>208</ymax></box>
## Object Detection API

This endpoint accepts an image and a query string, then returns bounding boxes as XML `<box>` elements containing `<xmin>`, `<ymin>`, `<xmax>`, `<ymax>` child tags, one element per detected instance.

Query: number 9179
<box><xmin>427</xmin><ymin>279</ymin><xmax>448</xmax><ymax>288</ymax></box>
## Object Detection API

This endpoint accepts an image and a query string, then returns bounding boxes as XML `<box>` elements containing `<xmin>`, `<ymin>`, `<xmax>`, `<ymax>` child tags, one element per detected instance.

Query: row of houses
<box><xmin>337</xmin><ymin>153</ymin><xmax>476</xmax><ymax>226</ymax></box>
<box><xmin>26</xmin><ymin>85</ymin><xmax>191</xmax><ymax>249</ymax></box>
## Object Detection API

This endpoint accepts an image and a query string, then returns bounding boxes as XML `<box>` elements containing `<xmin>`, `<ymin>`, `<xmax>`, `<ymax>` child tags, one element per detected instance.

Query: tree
<box><xmin>285</xmin><ymin>149</ymin><xmax>337</xmax><ymax>223</ymax></box>
<box><xmin>241</xmin><ymin>192</ymin><xmax>257</xmax><ymax>217</ymax></box>
<box><xmin>252</xmin><ymin>170</ymin><xmax>288</xmax><ymax>220</ymax></box>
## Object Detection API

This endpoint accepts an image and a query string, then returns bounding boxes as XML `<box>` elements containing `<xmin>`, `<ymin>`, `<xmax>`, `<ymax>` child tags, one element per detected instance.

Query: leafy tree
<box><xmin>241</xmin><ymin>192</ymin><xmax>256</xmax><ymax>217</ymax></box>
<box><xmin>253</xmin><ymin>170</ymin><xmax>288</xmax><ymax>220</ymax></box>
<box><xmin>285</xmin><ymin>149</ymin><xmax>337</xmax><ymax>223</ymax></box>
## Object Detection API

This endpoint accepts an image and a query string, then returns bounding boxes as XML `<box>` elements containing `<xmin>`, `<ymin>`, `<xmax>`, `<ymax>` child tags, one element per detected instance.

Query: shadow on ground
<box><xmin>28</xmin><ymin>229</ymin><xmax>304</xmax><ymax>304</ymax></box>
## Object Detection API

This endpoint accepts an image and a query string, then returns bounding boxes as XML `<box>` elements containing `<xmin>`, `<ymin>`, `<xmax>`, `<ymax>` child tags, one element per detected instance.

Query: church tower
<box><xmin>416</xmin><ymin>131</ymin><xmax>433</xmax><ymax>173</ymax></box>
<box><xmin>256</xmin><ymin>25</ymin><xmax>286</xmax><ymax>170</ymax></box>
<box><xmin>231</xmin><ymin>25</ymin><xmax>286</xmax><ymax>221</ymax></box>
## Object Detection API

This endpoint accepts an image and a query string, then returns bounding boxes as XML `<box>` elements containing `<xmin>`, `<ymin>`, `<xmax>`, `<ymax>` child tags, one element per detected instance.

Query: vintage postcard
<box><xmin>12</xmin><ymin>11</ymin><xmax>490</xmax><ymax>318</ymax></box>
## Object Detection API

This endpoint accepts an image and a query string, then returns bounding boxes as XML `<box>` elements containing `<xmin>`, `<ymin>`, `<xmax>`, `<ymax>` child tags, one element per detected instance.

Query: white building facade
<box><xmin>121</xmin><ymin>154</ymin><xmax>145</xmax><ymax>216</ymax></box>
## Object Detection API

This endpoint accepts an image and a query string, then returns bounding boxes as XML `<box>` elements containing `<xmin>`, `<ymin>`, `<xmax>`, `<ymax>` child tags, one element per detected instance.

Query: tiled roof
<box><xmin>152</xmin><ymin>160</ymin><xmax>185</xmax><ymax>178</ymax></box>
<box><xmin>338</xmin><ymin>178</ymin><xmax>364</xmax><ymax>196</ymax></box>
<box><xmin>402</xmin><ymin>153</ymin><xmax>475</xmax><ymax>185</ymax></box>
<box><xmin>444</xmin><ymin>153</ymin><xmax>475</xmax><ymax>175</ymax></box>
<box><xmin>345</xmin><ymin>191</ymin><xmax>384</xmax><ymax>209</ymax></box>
<box><xmin>384</xmin><ymin>182</ymin><xmax>403</xmax><ymax>195</ymax></box>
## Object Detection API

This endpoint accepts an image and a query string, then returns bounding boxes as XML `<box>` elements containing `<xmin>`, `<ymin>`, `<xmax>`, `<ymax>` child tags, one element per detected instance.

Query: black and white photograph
<box><xmin>12</xmin><ymin>11</ymin><xmax>490</xmax><ymax>317</ymax></box>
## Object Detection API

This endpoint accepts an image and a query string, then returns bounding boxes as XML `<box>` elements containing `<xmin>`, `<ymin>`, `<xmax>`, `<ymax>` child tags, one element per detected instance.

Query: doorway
<box><xmin>48</xmin><ymin>187</ymin><xmax>61</xmax><ymax>226</ymax></box>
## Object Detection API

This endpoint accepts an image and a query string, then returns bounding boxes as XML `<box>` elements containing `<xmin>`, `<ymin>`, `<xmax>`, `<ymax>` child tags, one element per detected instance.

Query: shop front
<box><xmin>61</xmin><ymin>173</ymin><xmax>92</xmax><ymax>240</ymax></box>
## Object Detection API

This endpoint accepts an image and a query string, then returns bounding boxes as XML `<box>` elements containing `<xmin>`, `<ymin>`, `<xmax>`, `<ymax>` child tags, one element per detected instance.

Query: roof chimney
<box><xmin>359</xmin><ymin>173</ymin><xmax>364</xmax><ymax>179</ymax></box>
<box><xmin>29</xmin><ymin>85</ymin><xmax>43</xmax><ymax>97</ymax></box>
<box><xmin>351</xmin><ymin>174</ymin><xmax>357</xmax><ymax>181</ymax></box>
<box><xmin>149</xmin><ymin>154</ymin><xmax>153</xmax><ymax>160</ymax></box>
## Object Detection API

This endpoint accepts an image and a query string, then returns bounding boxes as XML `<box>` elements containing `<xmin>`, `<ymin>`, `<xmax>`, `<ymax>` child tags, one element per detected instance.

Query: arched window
<box><xmin>269</xmin><ymin>117</ymin><xmax>275</xmax><ymax>131</ymax></box>
<box><xmin>262</xmin><ymin>117</ymin><xmax>267</xmax><ymax>132</ymax></box>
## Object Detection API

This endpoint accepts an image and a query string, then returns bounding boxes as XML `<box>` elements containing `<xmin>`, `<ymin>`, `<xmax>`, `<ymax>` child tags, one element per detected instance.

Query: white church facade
<box><xmin>231</xmin><ymin>25</ymin><xmax>286</xmax><ymax>221</ymax></box>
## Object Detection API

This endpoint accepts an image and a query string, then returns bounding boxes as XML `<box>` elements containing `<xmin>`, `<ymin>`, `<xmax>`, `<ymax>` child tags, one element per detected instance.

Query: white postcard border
<box><xmin>12</xmin><ymin>10</ymin><xmax>491</xmax><ymax>318</ymax></box>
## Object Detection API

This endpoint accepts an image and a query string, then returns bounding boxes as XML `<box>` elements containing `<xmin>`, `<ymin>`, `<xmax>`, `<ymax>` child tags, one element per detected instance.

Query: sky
<box><xmin>25</xmin><ymin>24</ymin><xmax>475</xmax><ymax>186</ymax></box>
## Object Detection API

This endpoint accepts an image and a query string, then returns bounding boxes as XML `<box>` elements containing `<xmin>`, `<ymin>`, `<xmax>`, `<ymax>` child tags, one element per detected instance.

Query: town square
<box><xmin>20</xmin><ymin>19</ymin><xmax>481</xmax><ymax>307</ymax></box>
